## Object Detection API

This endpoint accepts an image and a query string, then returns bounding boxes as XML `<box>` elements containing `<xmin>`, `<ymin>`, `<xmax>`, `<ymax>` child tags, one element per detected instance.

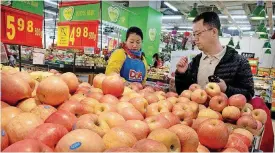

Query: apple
<box><xmin>166</xmin><ymin>92</ymin><xmax>178</xmax><ymax>98</ymax></box>
<box><xmin>123</xmin><ymin>86</ymin><xmax>134</xmax><ymax>96</ymax></box>
<box><xmin>169</xmin><ymin>124</ymin><xmax>199</xmax><ymax>152</ymax></box>
<box><xmin>158</xmin><ymin>100</ymin><xmax>173</xmax><ymax>111</ymax></box>
<box><xmin>55</xmin><ymin>129</ymin><xmax>105</xmax><ymax>152</ymax></box>
<box><xmin>132</xmin><ymin>82</ymin><xmax>143</xmax><ymax>90</ymax></box>
<box><xmin>231</xmin><ymin>133</ymin><xmax>252</xmax><ymax>147</ymax></box>
<box><xmin>166</xmin><ymin>97</ymin><xmax>178</xmax><ymax>105</ymax></box>
<box><xmin>236</xmin><ymin>115</ymin><xmax>257</xmax><ymax>130</ymax></box>
<box><xmin>94</xmin><ymin>103</ymin><xmax>117</xmax><ymax>115</ymax></box>
<box><xmin>256</xmin><ymin>120</ymin><xmax>263</xmax><ymax>130</ymax></box>
<box><xmin>100</xmin><ymin>94</ymin><xmax>119</xmax><ymax>104</ymax></box>
<box><xmin>189</xmin><ymin>84</ymin><xmax>201</xmax><ymax>92</ymax></box>
<box><xmin>228</xmin><ymin>94</ymin><xmax>246</xmax><ymax>109</ymax></box>
<box><xmin>233</xmin><ymin>128</ymin><xmax>253</xmax><ymax>146</ymax></box>
<box><xmin>198</xmin><ymin>108</ymin><xmax>222</xmax><ymax>120</ymax></box>
<box><xmin>251</xmin><ymin>109</ymin><xmax>267</xmax><ymax>124</ymax></box>
<box><xmin>74</xmin><ymin>114</ymin><xmax>105</xmax><ymax>136</ymax></box>
<box><xmin>104</xmin><ymin>147</ymin><xmax>139</xmax><ymax>152</ymax></box>
<box><xmin>45</xmin><ymin>110</ymin><xmax>77</xmax><ymax>131</ymax></box>
<box><xmin>147</xmin><ymin>128</ymin><xmax>181</xmax><ymax>152</ymax></box>
<box><xmin>144</xmin><ymin>114</ymin><xmax>171</xmax><ymax>131</ymax></box>
<box><xmin>205</xmin><ymin>82</ymin><xmax>221</xmax><ymax>97</ymax></box>
<box><xmin>69</xmin><ymin>93</ymin><xmax>86</xmax><ymax>102</ymax></box>
<box><xmin>80</xmin><ymin>97</ymin><xmax>100</xmax><ymax>114</ymax></box>
<box><xmin>1</xmin><ymin>129</ymin><xmax>9</xmax><ymax>151</ymax></box>
<box><xmin>119</xmin><ymin>95</ymin><xmax>131</xmax><ymax>102</ymax></box>
<box><xmin>17</xmin><ymin>98</ymin><xmax>41</xmax><ymax>112</ymax></box>
<box><xmin>78</xmin><ymin>82</ymin><xmax>92</xmax><ymax>88</ymax></box>
<box><xmin>172</xmin><ymin>109</ymin><xmax>194</xmax><ymax>126</ymax></box>
<box><xmin>222</xmin><ymin>148</ymin><xmax>240</xmax><ymax>152</ymax></box>
<box><xmin>1</xmin><ymin>101</ymin><xmax>10</xmax><ymax>108</ymax></box>
<box><xmin>103</xmin><ymin>127</ymin><xmax>137</xmax><ymax>150</ymax></box>
<box><xmin>133</xmin><ymin>139</ymin><xmax>168</xmax><ymax>152</ymax></box>
<box><xmin>173</xmin><ymin>102</ymin><xmax>197</xmax><ymax>118</ymax></box>
<box><xmin>225</xmin><ymin>133</ymin><xmax>249</xmax><ymax>152</ymax></box>
<box><xmin>197</xmin><ymin>144</ymin><xmax>210</xmax><ymax>153</ymax></box>
<box><xmin>241</xmin><ymin>107</ymin><xmax>252</xmax><ymax>116</ymax></box>
<box><xmin>199</xmin><ymin>104</ymin><xmax>207</xmax><ymax>111</ymax></box>
<box><xmin>191</xmin><ymin>89</ymin><xmax>208</xmax><ymax>104</ymax></box>
<box><xmin>129</xmin><ymin>97</ymin><xmax>148</xmax><ymax>116</ymax></box>
<box><xmin>159</xmin><ymin>112</ymin><xmax>180</xmax><ymax>126</ymax></box>
<box><xmin>116</xmin><ymin>102</ymin><xmax>135</xmax><ymax>113</ymax></box>
<box><xmin>177</xmin><ymin>97</ymin><xmax>191</xmax><ymax>103</ymax></box>
<box><xmin>97</xmin><ymin>112</ymin><xmax>125</xmax><ymax>132</ymax></box>
<box><xmin>180</xmin><ymin>90</ymin><xmax>192</xmax><ymax>99</ymax></box>
<box><xmin>220</xmin><ymin>92</ymin><xmax>228</xmax><ymax>100</ymax></box>
<box><xmin>144</xmin><ymin>93</ymin><xmax>159</xmax><ymax>104</ymax></box>
<box><xmin>120</xmin><ymin>120</ymin><xmax>150</xmax><ymax>140</ymax></box>
<box><xmin>209</xmin><ymin>95</ymin><xmax>228</xmax><ymax>112</ymax></box>
<box><xmin>222</xmin><ymin>106</ymin><xmax>241</xmax><ymax>122</ymax></box>
<box><xmin>197</xmin><ymin>119</ymin><xmax>229</xmax><ymax>149</ymax></box>
<box><xmin>191</xmin><ymin>117</ymin><xmax>209</xmax><ymax>132</ymax></box>
<box><xmin>86</xmin><ymin>92</ymin><xmax>103</xmax><ymax>101</ymax></box>
<box><xmin>93</xmin><ymin>73</ymin><xmax>106</xmax><ymax>89</ymax></box>
<box><xmin>3</xmin><ymin>139</ymin><xmax>53</xmax><ymax>152</ymax></box>
<box><xmin>143</xmin><ymin>86</ymin><xmax>155</xmax><ymax>92</ymax></box>
<box><xmin>89</xmin><ymin>87</ymin><xmax>103</xmax><ymax>93</ymax></box>
<box><xmin>146</xmin><ymin>103</ymin><xmax>170</xmax><ymax>117</ymax></box>
<box><xmin>102</xmin><ymin>74</ymin><xmax>124</xmax><ymax>97</ymax></box>
<box><xmin>31</xmin><ymin>104</ymin><xmax>57</xmax><ymax>121</ymax></box>
<box><xmin>118</xmin><ymin>107</ymin><xmax>144</xmax><ymax>120</ymax></box>
<box><xmin>1</xmin><ymin>106</ymin><xmax>23</xmax><ymax>129</ymax></box>
<box><xmin>244</xmin><ymin>103</ymin><xmax>253</xmax><ymax>110</ymax></box>
<box><xmin>225</xmin><ymin>123</ymin><xmax>238</xmax><ymax>134</ymax></box>
<box><xmin>25</xmin><ymin>123</ymin><xmax>68</xmax><ymax>149</ymax></box>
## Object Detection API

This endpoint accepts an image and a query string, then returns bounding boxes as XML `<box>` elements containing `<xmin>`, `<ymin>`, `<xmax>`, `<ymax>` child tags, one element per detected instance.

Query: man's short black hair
<box><xmin>193</xmin><ymin>12</ymin><xmax>221</xmax><ymax>31</ymax></box>
<box><xmin>126</xmin><ymin>26</ymin><xmax>143</xmax><ymax>41</ymax></box>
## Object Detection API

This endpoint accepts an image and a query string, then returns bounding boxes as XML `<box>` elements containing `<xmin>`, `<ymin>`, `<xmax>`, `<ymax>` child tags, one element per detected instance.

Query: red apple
<box><xmin>100</xmin><ymin>94</ymin><xmax>119</xmax><ymax>104</ymax></box>
<box><xmin>166</xmin><ymin>97</ymin><xmax>178</xmax><ymax>105</ymax></box>
<box><xmin>146</xmin><ymin>103</ymin><xmax>170</xmax><ymax>117</ymax></box>
<box><xmin>86</xmin><ymin>92</ymin><xmax>103</xmax><ymax>101</ymax></box>
<box><xmin>256</xmin><ymin>120</ymin><xmax>263</xmax><ymax>130</ymax></box>
<box><xmin>225</xmin><ymin>133</ymin><xmax>249</xmax><ymax>152</ymax></box>
<box><xmin>80</xmin><ymin>97</ymin><xmax>99</xmax><ymax>114</ymax></box>
<box><xmin>159</xmin><ymin>112</ymin><xmax>180</xmax><ymax>126</ymax></box>
<box><xmin>93</xmin><ymin>73</ymin><xmax>106</xmax><ymax>89</ymax></box>
<box><xmin>3</xmin><ymin>139</ymin><xmax>53</xmax><ymax>152</ymax></box>
<box><xmin>180</xmin><ymin>90</ymin><xmax>192</xmax><ymax>99</ymax></box>
<box><xmin>1</xmin><ymin>129</ymin><xmax>9</xmax><ymax>151</ymax></box>
<box><xmin>209</xmin><ymin>95</ymin><xmax>228</xmax><ymax>112</ymax></box>
<box><xmin>94</xmin><ymin>103</ymin><xmax>117</xmax><ymax>115</ymax></box>
<box><xmin>129</xmin><ymin>97</ymin><xmax>148</xmax><ymax>116</ymax></box>
<box><xmin>236</xmin><ymin>115</ymin><xmax>257</xmax><ymax>130</ymax></box>
<box><xmin>58</xmin><ymin>100</ymin><xmax>86</xmax><ymax>117</ymax></box>
<box><xmin>102</xmin><ymin>74</ymin><xmax>124</xmax><ymax>97</ymax></box>
<box><xmin>120</xmin><ymin>120</ymin><xmax>150</xmax><ymax>140</ymax></box>
<box><xmin>144</xmin><ymin>93</ymin><xmax>159</xmax><ymax>104</ymax></box>
<box><xmin>25</xmin><ymin>123</ymin><xmax>68</xmax><ymax>149</ymax></box>
<box><xmin>222</xmin><ymin>106</ymin><xmax>241</xmax><ymax>122</ymax></box>
<box><xmin>251</xmin><ymin>109</ymin><xmax>267</xmax><ymax>124</ymax></box>
<box><xmin>233</xmin><ymin>128</ymin><xmax>253</xmax><ymax>146</ymax></box>
<box><xmin>104</xmin><ymin>147</ymin><xmax>139</xmax><ymax>152</ymax></box>
<box><xmin>1</xmin><ymin>106</ymin><xmax>23</xmax><ymax>129</ymax></box>
<box><xmin>228</xmin><ymin>94</ymin><xmax>246</xmax><ymax>109</ymax></box>
<box><xmin>144</xmin><ymin>115</ymin><xmax>171</xmax><ymax>131</ymax></box>
<box><xmin>45</xmin><ymin>110</ymin><xmax>77</xmax><ymax>131</ymax></box>
<box><xmin>191</xmin><ymin>117</ymin><xmax>209</xmax><ymax>132</ymax></box>
<box><xmin>189</xmin><ymin>84</ymin><xmax>201</xmax><ymax>92</ymax></box>
<box><xmin>198</xmin><ymin>108</ymin><xmax>222</xmax><ymax>120</ymax></box>
<box><xmin>30</xmin><ymin>104</ymin><xmax>57</xmax><ymax>121</ymax></box>
<box><xmin>197</xmin><ymin>119</ymin><xmax>229</xmax><ymax>149</ymax></box>
<box><xmin>197</xmin><ymin>144</ymin><xmax>210</xmax><ymax>153</ymax></box>
<box><xmin>133</xmin><ymin>139</ymin><xmax>168</xmax><ymax>152</ymax></box>
<box><xmin>166</xmin><ymin>92</ymin><xmax>178</xmax><ymax>98</ymax></box>
<box><xmin>205</xmin><ymin>82</ymin><xmax>221</xmax><ymax>97</ymax></box>
<box><xmin>222</xmin><ymin>148</ymin><xmax>240</xmax><ymax>152</ymax></box>
<box><xmin>191</xmin><ymin>89</ymin><xmax>208</xmax><ymax>104</ymax></box>
<box><xmin>118</xmin><ymin>107</ymin><xmax>144</xmax><ymax>120</ymax></box>
<box><xmin>177</xmin><ymin>97</ymin><xmax>191</xmax><ymax>103</ymax></box>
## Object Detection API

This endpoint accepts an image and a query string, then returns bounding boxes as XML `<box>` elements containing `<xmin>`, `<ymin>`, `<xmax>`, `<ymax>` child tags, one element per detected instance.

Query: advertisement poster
<box><xmin>108</xmin><ymin>38</ymin><xmax>117</xmax><ymax>51</ymax></box>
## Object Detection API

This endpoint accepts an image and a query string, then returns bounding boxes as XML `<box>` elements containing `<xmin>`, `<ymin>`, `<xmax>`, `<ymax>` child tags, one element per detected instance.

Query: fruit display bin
<box><xmin>250</xmin><ymin>125</ymin><xmax>265</xmax><ymax>152</ymax></box>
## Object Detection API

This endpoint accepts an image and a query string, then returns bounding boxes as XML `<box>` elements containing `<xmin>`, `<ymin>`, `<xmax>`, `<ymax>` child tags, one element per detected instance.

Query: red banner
<box><xmin>1</xmin><ymin>5</ymin><xmax>43</xmax><ymax>48</ymax></box>
<box><xmin>57</xmin><ymin>21</ymin><xmax>99</xmax><ymax>50</ymax></box>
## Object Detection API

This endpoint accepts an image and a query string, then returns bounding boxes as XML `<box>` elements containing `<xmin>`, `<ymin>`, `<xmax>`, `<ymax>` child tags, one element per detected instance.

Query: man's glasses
<box><xmin>192</xmin><ymin>28</ymin><xmax>213</xmax><ymax>38</ymax></box>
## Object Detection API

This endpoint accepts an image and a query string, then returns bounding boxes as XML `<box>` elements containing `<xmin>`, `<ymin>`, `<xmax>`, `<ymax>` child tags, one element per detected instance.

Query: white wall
<box><xmin>219</xmin><ymin>36</ymin><xmax>275</xmax><ymax>68</ymax></box>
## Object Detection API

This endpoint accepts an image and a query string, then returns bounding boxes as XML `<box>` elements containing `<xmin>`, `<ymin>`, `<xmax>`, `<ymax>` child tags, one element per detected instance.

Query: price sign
<box><xmin>57</xmin><ymin>21</ymin><xmax>99</xmax><ymax>50</ymax></box>
<box><xmin>1</xmin><ymin>5</ymin><xmax>43</xmax><ymax>48</ymax></box>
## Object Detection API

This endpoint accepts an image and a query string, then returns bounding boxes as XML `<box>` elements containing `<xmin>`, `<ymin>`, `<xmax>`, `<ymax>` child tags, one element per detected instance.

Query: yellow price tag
<box><xmin>57</xmin><ymin>26</ymin><xmax>70</xmax><ymax>46</ymax></box>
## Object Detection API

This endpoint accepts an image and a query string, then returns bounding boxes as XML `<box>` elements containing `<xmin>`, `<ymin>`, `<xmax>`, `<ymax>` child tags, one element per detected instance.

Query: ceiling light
<box><xmin>228</xmin><ymin>27</ymin><xmax>251</xmax><ymax>31</ymax></box>
<box><xmin>178</xmin><ymin>26</ymin><xmax>192</xmax><ymax>29</ymax></box>
<box><xmin>162</xmin><ymin>26</ymin><xmax>174</xmax><ymax>29</ymax></box>
<box><xmin>45</xmin><ymin>18</ymin><xmax>59</xmax><ymax>21</ymax></box>
<box><xmin>162</xmin><ymin>15</ymin><xmax>182</xmax><ymax>20</ymax></box>
<box><xmin>164</xmin><ymin>2</ymin><xmax>178</xmax><ymax>12</ymax></box>
<box><xmin>250</xmin><ymin>0</ymin><xmax>266</xmax><ymax>20</ymax></box>
<box><xmin>187</xmin><ymin>3</ymin><xmax>198</xmax><ymax>21</ymax></box>
<box><xmin>232</xmin><ymin>15</ymin><xmax>248</xmax><ymax>19</ymax></box>
<box><xmin>219</xmin><ymin>15</ymin><xmax>228</xmax><ymax>19</ymax></box>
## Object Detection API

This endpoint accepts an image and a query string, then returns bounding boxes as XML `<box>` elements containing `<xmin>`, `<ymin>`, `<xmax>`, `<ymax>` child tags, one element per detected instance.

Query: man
<box><xmin>175</xmin><ymin>12</ymin><xmax>254</xmax><ymax>101</ymax></box>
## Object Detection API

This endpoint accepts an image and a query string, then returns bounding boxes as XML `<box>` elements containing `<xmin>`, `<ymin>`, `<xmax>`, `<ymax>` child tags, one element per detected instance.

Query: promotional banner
<box><xmin>1</xmin><ymin>5</ymin><xmax>43</xmax><ymax>48</ymax></box>
<box><xmin>57</xmin><ymin>21</ymin><xmax>99</xmax><ymax>50</ymax></box>
<box><xmin>12</xmin><ymin>0</ymin><xmax>44</xmax><ymax>16</ymax></box>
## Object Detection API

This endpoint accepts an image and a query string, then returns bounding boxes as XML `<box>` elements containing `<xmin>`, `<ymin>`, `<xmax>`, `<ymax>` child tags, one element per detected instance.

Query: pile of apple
<box><xmin>1</xmin><ymin>70</ymin><xmax>268</xmax><ymax>152</ymax></box>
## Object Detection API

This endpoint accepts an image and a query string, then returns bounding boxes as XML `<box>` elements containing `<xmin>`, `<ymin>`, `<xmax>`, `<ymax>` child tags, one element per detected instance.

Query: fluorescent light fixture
<box><xmin>44</xmin><ymin>10</ymin><xmax>57</xmax><ymax>15</ymax></box>
<box><xmin>228</xmin><ymin>27</ymin><xmax>238</xmax><ymax>30</ymax></box>
<box><xmin>231</xmin><ymin>15</ymin><xmax>247</xmax><ymax>19</ymax></box>
<box><xmin>178</xmin><ymin>26</ymin><xmax>193</xmax><ymax>29</ymax></box>
<box><xmin>177</xmin><ymin>30</ymin><xmax>192</xmax><ymax>33</ymax></box>
<box><xmin>162</xmin><ymin>15</ymin><xmax>182</xmax><ymax>20</ymax></box>
<box><xmin>265</xmin><ymin>15</ymin><xmax>275</xmax><ymax>19</ymax></box>
<box><xmin>228</xmin><ymin>27</ymin><xmax>251</xmax><ymax>30</ymax></box>
<box><xmin>162</xmin><ymin>26</ymin><xmax>174</xmax><ymax>29</ymax></box>
<box><xmin>45</xmin><ymin>0</ymin><xmax>57</xmax><ymax>6</ymax></box>
<box><xmin>219</xmin><ymin>15</ymin><xmax>228</xmax><ymax>19</ymax></box>
<box><xmin>164</xmin><ymin>2</ymin><xmax>178</xmax><ymax>12</ymax></box>
<box><xmin>45</xmin><ymin>18</ymin><xmax>59</xmax><ymax>21</ymax></box>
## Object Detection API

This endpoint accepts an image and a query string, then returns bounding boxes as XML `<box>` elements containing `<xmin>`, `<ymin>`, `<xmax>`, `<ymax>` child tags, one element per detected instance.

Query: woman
<box><xmin>105</xmin><ymin>27</ymin><xmax>148</xmax><ymax>84</ymax></box>
<box><xmin>152</xmin><ymin>53</ymin><xmax>162</xmax><ymax>68</ymax></box>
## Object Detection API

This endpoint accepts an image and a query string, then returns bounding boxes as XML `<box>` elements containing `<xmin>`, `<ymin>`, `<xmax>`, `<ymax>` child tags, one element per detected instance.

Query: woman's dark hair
<box><xmin>126</xmin><ymin>27</ymin><xmax>143</xmax><ymax>41</ymax></box>
<box><xmin>153</xmin><ymin>53</ymin><xmax>159</xmax><ymax>60</ymax></box>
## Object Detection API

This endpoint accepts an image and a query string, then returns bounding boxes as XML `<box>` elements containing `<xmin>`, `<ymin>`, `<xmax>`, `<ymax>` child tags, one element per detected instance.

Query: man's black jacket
<box><xmin>175</xmin><ymin>46</ymin><xmax>254</xmax><ymax>101</ymax></box>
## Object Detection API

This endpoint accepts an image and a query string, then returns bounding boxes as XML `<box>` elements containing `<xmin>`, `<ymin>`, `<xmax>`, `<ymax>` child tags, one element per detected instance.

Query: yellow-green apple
<box><xmin>98</xmin><ymin>112</ymin><xmax>125</xmax><ymax>133</ymax></box>
<box><xmin>180</xmin><ymin>90</ymin><xmax>192</xmax><ymax>99</ymax></box>
<box><xmin>93</xmin><ymin>73</ymin><xmax>106</xmax><ymax>89</ymax></box>
<box><xmin>189</xmin><ymin>84</ymin><xmax>201</xmax><ymax>92</ymax></box>
<box><xmin>146</xmin><ymin>103</ymin><xmax>170</xmax><ymax>117</ymax></box>
<box><xmin>222</xmin><ymin>106</ymin><xmax>241</xmax><ymax>122</ymax></box>
<box><xmin>251</xmin><ymin>109</ymin><xmax>267</xmax><ymax>124</ymax></box>
<box><xmin>55</xmin><ymin>129</ymin><xmax>105</xmax><ymax>152</ymax></box>
<box><xmin>187</xmin><ymin>101</ymin><xmax>199</xmax><ymax>115</ymax></box>
<box><xmin>122</xmin><ymin>86</ymin><xmax>134</xmax><ymax>96</ymax></box>
<box><xmin>205</xmin><ymin>82</ymin><xmax>221</xmax><ymax>97</ymax></box>
<box><xmin>166</xmin><ymin>97</ymin><xmax>178</xmax><ymax>105</ymax></box>
<box><xmin>144</xmin><ymin>115</ymin><xmax>171</xmax><ymax>131</ymax></box>
<box><xmin>116</xmin><ymin>102</ymin><xmax>135</xmax><ymax>113</ymax></box>
<box><xmin>104</xmin><ymin>147</ymin><xmax>139</xmax><ymax>152</ymax></box>
<box><xmin>120</xmin><ymin>120</ymin><xmax>150</xmax><ymax>140</ymax></box>
<box><xmin>191</xmin><ymin>89</ymin><xmax>208</xmax><ymax>104</ymax></box>
<box><xmin>17</xmin><ymin>98</ymin><xmax>41</xmax><ymax>112</ymax></box>
<box><xmin>197</xmin><ymin>144</ymin><xmax>210</xmax><ymax>153</ymax></box>
<box><xmin>1</xmin><ymin>106</ymin><xmax>23</xmax><ymax>129</ymax></box>
<box><xmin>169</xmin><ymin>124</ymin><xmax>199</xmax><ymax>152</ymax></box>
<box><xmin>209</xmin><ymin>95</ymin><xmax>228</xmax><ymax>112</ymax></box>
<box><xmin>159</xmin><ymin>112</ymin><xmax>180</xmax><ymax>126</ymax></box>
<box><xmin>144</xmin><ymin>93</ymin><xmax>159</xmax><ymax>104</ymax></box>
<box><xmin>198</xmin><ymin>108</ymin><xmax>222</xmax><ymax>120</ymax></box>
<box><xmin>191</xmin><ymin>117</ymin><xmax>209</xmax><ymax>132</ymax></box>
<box><xmin>129</xmin><ymin>97</ymin><xmax>148</xmax><ymax>116</ymax></box>
<box><xmin>225</xmin><ymin>133</ymin><xmax>249</xmax><ymax>152</ymax></box>
<box><xmin>155</xmin><ymin>94</ymin><xmax>166</xmax><ymax>101</ymax></box>
<box><xmin>244</xmin><ymin>103</ymin><xmax>253</xmax><ymax>110</ymax></box>
<box><xmin>236</xmin><ymin>115</ymin><xmax>257</xmax><ymax>130</ymax></box>
<box><xmin>147</xmin><ymin>128</ymin><xmax>181</xmax><ymax>152</ymax></box>
<box><xmin>241</xmin><ymin>107</ymin><xmax>252</xmax><ymax>116</ymax></box>
<box><xmin>228</xmin><ymin>94</ymin><xmax>246</xmax><ymax>109</ymax></box>
<box><xmin>80</xmin><ymin>97</ymin><xmax>99</xmax><ymax>114</ymax></box>
<box><xmin>166</xmin><ymin>92</ymin><xmax>178</xmax><ymax>98</ymax></box>
<box><xmin>100</xmin><ymin>94</ymin><xmax>119</xmax><ymax>104</ymax></box>
<box><xmin>233</xmin><ymin>128</ymin><xmax>253</xmax><ymax>146</ymax></box>
<box><xmin>58</xmin><ymin>100</ymin><xmax>86</xmax><ymax>116</ymax></box>
<box><xmin>118</xmin><ymin>107</ymin><xmax>144</xmax><ymax>120</ymax></box>
<box><xmin>158</xmin><ymin>100</ymin><xmax>173</xmax><ymax>111</ymax></box>
<box><xmin>94</xmin><ymin>103</ymin><xmax>117</xmax><ymax>115</ymax></box>
<box><xmin>31</xmin><ymin>104</ymin><xmax>57</xmax><ymax>121</ymax></box>
<box><xmin>74</xmin><ymin>114</ymin><xmax>105</xmax><ymax>137</ymax></box>
<box><xmin>103</xmin><ymin>127</ymin><xmax>137</xmax><ymax>150</ymax></box>
<box><xmin>197</xmin><ymin>119</ymin><xmax>229</xmax><ymax>149</ymax></box>
<box><xmin>177</xmin><ymin>97</ymin><xmax>191</xmax><ymax>103</ymax></box>
<box><xmin>132</xmin><ymin>139</ymin><xmax>168</xmax><ymax>152</ymax></box>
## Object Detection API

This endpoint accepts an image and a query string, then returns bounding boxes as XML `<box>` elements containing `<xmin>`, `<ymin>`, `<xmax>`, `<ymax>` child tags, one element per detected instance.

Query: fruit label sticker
<box><xmin>44</xmin><ymin>105</ymin><xmax>50</xmax><ymax>109</ymax></box>
<box><xmin>149</xmin><ymin>28</ymin><xmax>156</xmax><ymax>41</ymax></box>
<box><xmin>70</xmin><ymin>142</ymin><xmax>81</xmax><ymax>150</ymax></box>
<box><xmin>72</xmin><ymin>124</ymin><xmax>76</xmax><ymax>130</ymax></box>
<box><xmin>1</xmin><ymin>130</ymin><xmax>5</xmax><ymax>136</ymax></box>
<box><xmin>108</xmin><ymin>6</ymin><xmax>120</xmax><ymax>22</ymax></box>
<box><xmin>63</xmin><ymin>6</ymin><xmax>74</xmax><ymax>21</ymax></box>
